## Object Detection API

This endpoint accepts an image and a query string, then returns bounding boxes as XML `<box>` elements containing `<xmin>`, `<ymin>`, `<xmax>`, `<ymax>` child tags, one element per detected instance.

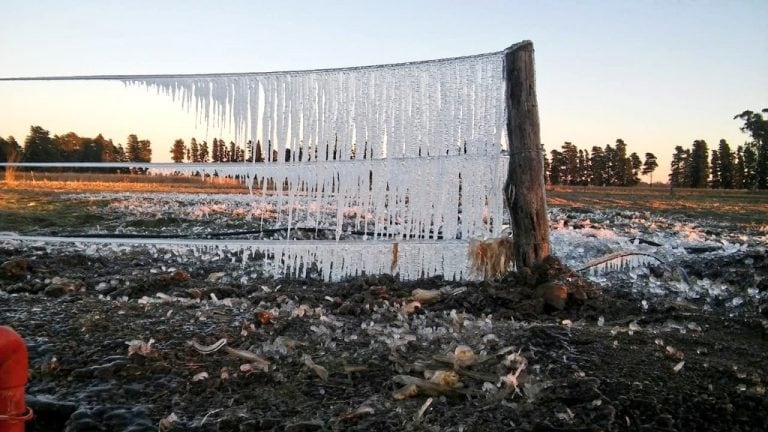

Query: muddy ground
<box><xmin>1</xmin><ymin>241</ymin><xmax>767</xmax><ymax>432</ymax></box>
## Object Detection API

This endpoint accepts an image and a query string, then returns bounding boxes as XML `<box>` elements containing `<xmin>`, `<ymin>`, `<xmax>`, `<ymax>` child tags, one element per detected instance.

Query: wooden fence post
<box><xmin>504</xmin><ymin>41</ymin><xmax>551</xmax><ymax>269</ymax></box>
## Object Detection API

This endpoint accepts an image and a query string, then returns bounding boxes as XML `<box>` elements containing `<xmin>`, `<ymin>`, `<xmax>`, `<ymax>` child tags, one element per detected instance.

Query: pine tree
<box><xmin>734</xmin><ymin>109</ymin><xmax>768</xmax><ymax>189</ymax></box>
<box><xmin>577</xmin><ymin>148</ymin><xmax>590</xmax><ymax>185</ymax></box>
<box><xmin>0</xmin><ymin>136</ymin><xmax>22</xmax><ymax>164</ymax></box>
<box><xmin>743</xmin><ymin>144</ymin><xmax>758</xmax><ymax>189</ymax></box>
<box><xmin>710</xmin><ymin>150</ymin><xmax>721</xmax><ymax>189</ymax></box>
<box><xmin>549</xmin><ymin>149</ymin><xmax>565</xmax><ymax>185</ymax></box>
<box><xmin>199</xmin><ymin>141</ymin><xmax>209</xmax><ymax>163</ymax></box>
<box><xmin>689</xmin><ymin>140</ymin><xmax>709</xmax><ymax>188</ymax></box>
<box><xmin>603</xmin><ymin>144</ymin><xmax>617</xmax><ymax>185</ymax></box>
<box><xmin>590</xmin><ymin>146</ymin><xmax>606</xmax><ymax>186</ymax></box>
<box><xmin>138</xmin><ymin>139</ymin><xmax>152</xmax><ymax>163</ymax></box>
<box><xmin>53</xmin><ymin>132</ymin><xmax>84</xmax><ymax>162</ymax></box>
<box><xmin>718</xmin><ymin>139</ymin><xmax>735</xmax><ymax>189</ymax></box>
<box><xmin>561</xmin><ymin>142</ymin><xmax>579</xmax><ymax>185</ymax></box>
<box><xmin>211</xmin><ymin>138</ymin><xmax>220</xmax><ymax>162</ymax></box>
<box><xmin>229</xmin><ymin>141</ymin><xmax>237</xmax><ymax>162</ymax></box>
<box><xmin>641</xmin><ymin>153</ymin><xmax>658</xmax><ymax>186</ymax></box>
<box><xmin>126</xmin><ymin>134</ymin><xmax>141</xmax><ymax>163</ymax></box>
<box><xmin>22</xmin><ymin>126</ymin><xmax>61</xmax><ymax>165</ymax></box>
<box><xmin>628</xmin><ymin>152</ymin><xmax>642</xmax><ymax>186</ymax></box>
<box><xmin>220</xmin><ymin>140</ymin><xmax>228</xmax><ymax>162</ymax></box>
<box><xmin>254</xmin><ymin>140</ymin><xmax>263</xmax><ymax>162</ymax></box>
<box><xmin>171</xmin><ymin>139</ymin><xmax>186</xmax><ymax>163</ymax></box>
<box><xmin>669</xmin><ymin>146</ymin><xmax>688</xmax><ymax>187</ymax></box>
<box><xmin>613</xmin><ymin>139</ymin><xmax>629</xmax><ymax>186</ymax></box>
<box><xmin>189</xmin><ymin>138</ymin><xmax>200</xmax><ymax>163</ymax></box>
<box><xmin>734</xmin><ymin>145</ymin><xmax>745</xmax><ymax>188</ymax></box>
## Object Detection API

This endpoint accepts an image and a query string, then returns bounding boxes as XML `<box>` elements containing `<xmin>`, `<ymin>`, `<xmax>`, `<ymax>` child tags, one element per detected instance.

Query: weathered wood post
<box><xmin>504</xmin><ymin>41</ymin><xmax>551</xmax><ymax>269</ymax></box>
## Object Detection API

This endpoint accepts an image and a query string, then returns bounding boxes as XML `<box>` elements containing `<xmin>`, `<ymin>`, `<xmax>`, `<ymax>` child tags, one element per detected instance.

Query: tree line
<box><xmin>544</xmin><ymin>109</ymin><xmax>768</xmax><ymax>190</ymax></box>
<box><xmin>668</xmin><ymin>110</ymin><xmax>768</xmax><ymax>189</ymax></box>
<box><xmin>545</xmin><ymin>139</ymin><xmax>657</xmax><ymax>187</ymax></box>
<box><xmin>170</xmin><ymin>138</ymin><xmax>315</xmax><ymax>163</ymax></box>
<box><xmin>4</xmin><ymin>109</ymin><xmax>767</xmax><ymax>188</ymax></box>
<box><xmin>0</xmin><ymin>125</ymin><xmax>152</xmax><ymax>170</ymax></box>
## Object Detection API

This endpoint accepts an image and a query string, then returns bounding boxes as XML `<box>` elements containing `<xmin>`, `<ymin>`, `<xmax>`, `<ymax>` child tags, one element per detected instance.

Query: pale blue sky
<box><xmin>1</xmin><ymin>0</ymin><xmax>766</xmax><ymax>180</ymax></box>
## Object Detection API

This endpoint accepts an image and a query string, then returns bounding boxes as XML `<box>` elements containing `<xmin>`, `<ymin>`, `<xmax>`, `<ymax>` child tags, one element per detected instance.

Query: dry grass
<box><xmin>1</xmin><ymin>172</ymin><xmax>249</xmax><ymax>194</ymax></box>
<box><xmin>391</xmin><ymin>242</ymin><xmax>399</xmax><ymax>273</ymax></box>
<box><xmin>468</xmin><ymin>237</ymin><xmax>514</xmax><ymax>280</ymax></box>
<box><xmin>1</xmin><ymin>148</ymin><xmax>21</xmax><ymax>184</ymax></box>
<box><xmin>548</xmin><ymin>185</ymin><xmax>768</xmax><ymax>226</ymax></box>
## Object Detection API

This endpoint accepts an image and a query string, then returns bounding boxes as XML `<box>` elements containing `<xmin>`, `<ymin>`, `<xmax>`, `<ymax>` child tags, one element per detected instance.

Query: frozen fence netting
<box><xmin>1</xmin><ymin>43</ymin><xmax>551</xmax><ymax>280</ymax></box>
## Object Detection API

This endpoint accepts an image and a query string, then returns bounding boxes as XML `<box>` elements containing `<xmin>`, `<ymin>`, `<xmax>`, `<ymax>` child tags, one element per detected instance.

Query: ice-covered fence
<box><xmin>0</xmin><ymin>41</ymin><xmax>551</xmax><ymax>281</ymax></box>
<box><xmin>121</xmin><ymin>52</ymin><xmax>506</xmax><ymax>161</ymax></box>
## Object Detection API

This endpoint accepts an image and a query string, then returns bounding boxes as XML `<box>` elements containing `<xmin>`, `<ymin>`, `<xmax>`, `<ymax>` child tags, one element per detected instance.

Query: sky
<box><xmin>1</xmin><ymin>0</ymin><xmax>766</xmax><ymax>181</ymax></box>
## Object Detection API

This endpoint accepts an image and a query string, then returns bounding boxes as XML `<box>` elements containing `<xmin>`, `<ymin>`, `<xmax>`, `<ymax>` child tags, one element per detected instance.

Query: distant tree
<box><xmin>689</xmin><ymin>140</ymin><xmax>709</xmax><ymax>188</ymax></box>
<box><xmin>198</xmin><ymin>141</ymin><xmax>209</xmax><ymax>163</ymax></box>
<box><xmin>22</xmin><ymin>126</ymin><xmax>60</xmax><ymax>164</ymax></box>
<box><xmin>219</xmin><ymin>140</ymin><xmax>228</xmax><ymax>162</ymax></box>
<box><xmin>253</xmin><ymin>140</ymin><xmax>263</xmax><ymax>162</ymax></box>
<box><xmin>126</xmin><ymin>134</ymin><xmax>140</xmax><ymax>163</ymax></box>
<box><xmin>93</xmin><ymin>134</ymin><xmax>119</xmax><ymax>163</ymax></box>
<box><xmin>171</xmin><ymin>139</ymin><xmax>186</xmax><ymax>163</ymax></box>
<box><xmin>125</xmin><ymin>134</ymin><xmax>152</xmax><ymax>172</ymax></box>
<box><xmin>79</xmin><ymin>137</ymin><xmax>100</xmax><ymax>164</ymax></box>
<box><xmin>139</xmin><ymin>139</ymin><xmax>152</xmax><ymax>163</ymax></box>
<box><xmin>549</xmin><ymin>149</ymin><xmax>565</xmax><ymax>185</ymax></box>
<box><xmin>211</xmin><ymin>138</ymin><xmax>220</xmax><ymax>162</ymax></box>
<box><xmin>189</xmin><ymin>138</ymin><xmax>200</xmax><ymax>163</ymax></box>
<box><xmin>669</xmin><ymin>146</ymin><xmax>688</xmax><ymax>187</ymax></box>
<box><xmin>743</xmin><ymin>143</ymin><xmax>758</xmax><ymax>189</ymax></box>
<box><xmin>229</xmin><ymin>141</ymin><xmax>237</xmax><ymax>162</ymax></box>
<box><xmin>561</xmin><ymin>142</ymin><xmax>579</xmax><ymax>185</ymax></box>
<box><xmin>246</xmin><ymin>140</ymin><xmax>254</xmax><ymax>162</ymax></box>
<box><xmin>590</xmin><ymin>146</ymin><xmax>607</xmax><ymax>186</ymax></box>
<box><xmin>717</xmin><ymin>139</ymin><xmax>735</xmax><ymax>189</ymax></box>
<box><xmin>577</xmin><ymin>148</ymin><xmax>590</xmax><ymax>185</ymax></box>
<box><xmin>603</xmin><ymin>144</ymin><xmax>617</xmax><ymax>185</ymax></box>
<box><xmin>543</xmin><ymin>149</ymin><xmax>550</xmax><ymax>184</ymax></box>
<box><xmin>114</xmin><ymin>143</ymin><xmax>128</xmax><ymax>162</ymax></box>
<box><xmin>641</xmin><ymin>152</ymin><xmax>658</xmax><ymax>186</ymax></box>
<box><xmin>734</xmin><ymin>145</ymin><xmax>745</xmax><ymax>188</ymax></box>
<box><xmin>628</xmin><ymin>152</ymin><xmax>642</xmax><ymax>186</ymax></box>
<box><xmin>710</xmin><ymin>150</ymin><xmax>721</xmax><ymax>189</ymax></box>
<box><xmin>612</xmin><ymin>139</ymin><xmax>629</xmax><ymax>186</ymax></box>
<box><xmin>0</xmin><ymin>136</ymin><xmax>22</xmax><ymax>165</ymax></box>
<box><xmin>53</xmin><ymin>131</ymin><xmax>84</xmax><ymax>162</ymax></box>
<box><xmin>734</xmin><ymin>109</ymin><xmax>768</xmax><ymax>189</ymax></box>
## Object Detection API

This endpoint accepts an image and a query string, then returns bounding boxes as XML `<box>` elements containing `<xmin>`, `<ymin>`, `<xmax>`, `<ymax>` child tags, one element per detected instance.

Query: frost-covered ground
<box><xmin>2</xmin><ymin>189</ymin><xmax>768</xmax><ymax>431</ymax></box>
<box><xmin>3</xmin><ymin>190</ymin><xmax>766</xmax><ymax>301</ymax></box>
<box><xmin>41</xmin><ymin>191</ymin><xmax>767</xmax><ymax>307</ymax></box>
<box><xmin>549</xmin><ymin>207</ymin><xmax>767</xmax><ymax>308</ymax></box>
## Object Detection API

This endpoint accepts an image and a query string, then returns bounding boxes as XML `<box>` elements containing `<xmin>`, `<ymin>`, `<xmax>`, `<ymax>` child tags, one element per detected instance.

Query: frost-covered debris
<box><xmin>0</xmin><ymin>235</ymin><xmax>473</xmax><ymax>282</ymax></box>
<box><xmin>126</xmin><ymin>338</ymin><xmax>155</xmax><ymax>357</ymax></box>
<box><xmin>549</xmin><ymin>207</ymin><xmax>767</xmax><ymax>304</ymax></box>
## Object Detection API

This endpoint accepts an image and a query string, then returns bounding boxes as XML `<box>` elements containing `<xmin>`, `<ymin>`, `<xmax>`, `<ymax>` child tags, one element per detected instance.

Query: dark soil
<box><xmin>2</xmin><ymin>244</ymin><xmax>767</xmax><ymax>432</ymax></box>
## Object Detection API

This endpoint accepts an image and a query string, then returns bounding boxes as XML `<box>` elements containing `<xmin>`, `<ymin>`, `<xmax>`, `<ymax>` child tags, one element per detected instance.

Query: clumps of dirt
<box><xmin>1</xmin><ymin>257</ymin><xmax>31</xmax><ymax>278</ymax></box>
<box><xmin>423</xmin><ymin>256</ymin><xmax>603</xmax><ymax>321</ymax></box>
<box><xmin>3</xmin><ymin>243</ymin><xmax>768</xmax><ymax>431</ymax></box>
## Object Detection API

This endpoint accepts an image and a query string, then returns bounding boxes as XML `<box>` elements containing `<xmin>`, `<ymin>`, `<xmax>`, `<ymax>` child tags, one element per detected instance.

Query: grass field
<box><xmin>548</xmin><ymin>185</ymin><xmax>768</xmax><ymax>226</ymax></box>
